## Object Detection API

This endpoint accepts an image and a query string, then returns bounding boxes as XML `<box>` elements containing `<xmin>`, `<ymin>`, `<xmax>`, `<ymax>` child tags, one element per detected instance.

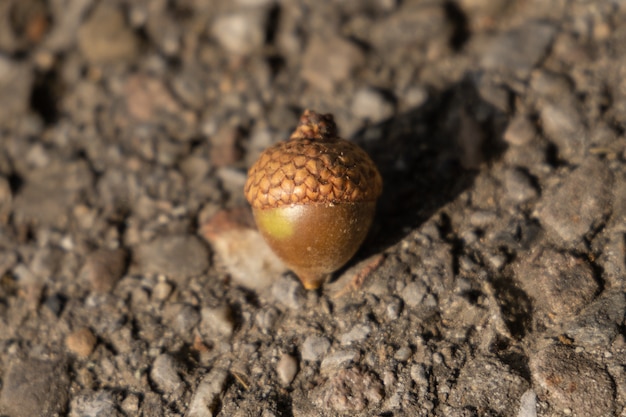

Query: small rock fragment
<box><xmin>66</xmin><ymin>327</ymin><xmax>98</xmax><ymax>357</ymax></box>
<box><xmin>271</xmin><ymin>275</ymin><xmax>306</xmax><ymax>310</ymax></box>
<box><xmin>199</xmin><ymin>305</ymin><xmax>234</xmax><ymax>339</ymax></box>
<box><xmin>351</xmin><ymin>87</ymin><xmax>395</xmax><ymax>123</ymax></box>
<box><xmin>313</xmin><ymin>367</ymin><xmax>384</xmax><ymax>413</ymax></box>
<box><xmin>535</xmin><ymin>158</ymin><xmax>612</xmax><ymax>244</ymax></box>
<box><xmin>514</xmin><ymin>248</ymin><xmax>598</xmax><ymax>324</ymax></box>
<box><xmin>517</xmin><ymin>390</ymin><xmax>537</xmax><ymax>417</ymax></box>
<box><xmin>480</xmin><ymin>21</ymin><xmax>556</xmax><ymax>77</ymax></box>
<box><xmin>151</xmin><ymin>354</ymin><xmax>183</xmax><ymax>393</ymax></box>
<box><xmin>320</xmin><ymin>350</ymin><xmax>359</xmax><ymax>371</ymax></box>
<box><xmin>77</xmin><ymin>3</ymin><xmax>139</xmax><ymax>64</ymax></box>
<box><xmin>81</xmin><ymin>248</ymin><xmax>128</xmax><ymax>292</ymax></box>
<box><xmin>162</xmin><ymin>303</ymin><xmax>200</xmax><ymax>336</ymax></box>
<box><xmin>449</xmin><ymin>356</ymin><xmax>529</xmax><ymax>414</ymax></box>
<box><xmin>69</xmin><ymin>391</ymin><xmax>122</xmax><ymax>417</ymax></box>
<box><xmin>301</xmin><ymin>35</ymin><xmax>365</xmax><ymax>92</ymax></box>
<box><xmin>504</xmin><ymin>114</ymin><xmax>536</xmax><ymax>146</ymax></box>
<box><xmin>539</xmin><ymin>101</ymin><xmax>587</xmax><ymax>162</ymax></box>
<box><xmin>276</xmin><ymin>353</ymin><xmax>298</xmax><ymax>385</ymax></box>
<box><xmin>503</xmin><ymin>168</ymin><xmax>538</xmax><ymax>204</ymax></box>
<box><xmin>0</xmin><ymin>57</ymin><xmax>33</xmax><ymax>125</ymax></box>
<box><xmin>301</xmin><ymin>336</ymin><xmax>331</xmax><ymax>362</ymax></box>
<box><xmin>340</xmin><ymin>323</ymin><xmax>372</xmax><ymax>345</ymax></box>
<box><xmin>211</xmin><ymin>11</ymin><xmax>266</xmax><ymax>55</ymax></box>
<box><xmin>133</xmin><ymin>235</ymin><xmax>209</xmax><ymax>281</ymax></box>
<box><xmin>199</xmin><ymin>208</ymin><xmax>287</xmax><ymax>290</ymax></box>
<box><xmin>530</xmin><ymin>345</ymin><xmax>615</xmax><ymax>416</ymax></box>
<box><xmin>186</xmin><ymin>367</ymin><xmax>229</xmax><ymax>417</ymax></box>
<box><xmin>0</xmin><ymin>358</ymin><xmax>70</xmax><ymax>417</ymax></box>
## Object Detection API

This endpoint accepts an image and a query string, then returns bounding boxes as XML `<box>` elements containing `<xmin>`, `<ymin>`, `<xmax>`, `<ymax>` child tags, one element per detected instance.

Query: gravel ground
<box><xmin>0</xmin><ymin>0</ymin><xmax>625</xmax><ymax>416</ymax></box>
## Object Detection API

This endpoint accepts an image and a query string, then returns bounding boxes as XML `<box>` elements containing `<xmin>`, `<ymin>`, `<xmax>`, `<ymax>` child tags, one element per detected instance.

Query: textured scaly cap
<box><xmin>244</xmin><ymin>110</ymin><xmax>383</xmax><ymax>210</ymax></box>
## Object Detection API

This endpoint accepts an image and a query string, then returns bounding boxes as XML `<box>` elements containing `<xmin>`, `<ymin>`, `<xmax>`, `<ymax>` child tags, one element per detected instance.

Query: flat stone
<box><xmin>77</xmin><ymin>3</ymin><xmax>139</xmax><ymax>64</ymax></box>
<box><xmin>0</xmin><ymin>358</ymin><xmax>70</xmax><ymax>417</ymax></box>
<box><xmin>517</xmin><ymin>390</ymin><xmax>537</xmax><ymax>417</ymax></box>
<box><xmin>211</xmin><ymin>11</ymin><xmax>266</xmax><ymax>55</ymax></box>
<box><xmin>503</xmin><ymin>168</ymin><xmax>538</xmax><ymax>204</ymax></box>
<box><xmin>69</xmin><ymin>391</ymin><xmax>122</xmax><ymax>417</ymax></box>
<box><xmin>503</xmin><ymin>114</ymin><xmax>536</xmax><ymax>146</ymax></box>
<box><xmin>535</xmin><ymin>158</ymin><xmax>612</xmax><ymax>244</ymax></box>
<box><xmin>312</xmin><ymin>367</ymin><xmax>384</xmax><ymax>413</ymax></box>
<box><xmin>0</xmin><ymin>57</ymin><xmax>33</xmax><ymax>126</ymax></box>
<box><xmin>301</xmin><ymin>335</ymin><xmax>331</xmax><ymax>362</ymax></box>
<box><xmin>186</xmin><ymin>367</ymin><xmax>229</xmax><ymax>417</ymax></box>
<box><xmin>151</xmin><ymin>354</ymin><xmax>183</xmax><ymax>393</ymax></box>
<box><xmin>133</xmin><ymin>234</ymin><xmax>210</xmax><ymax>280</ymax></box>
<box><xmin>530</xmin><ymin>345</ymin><xmax>615</xmax><ymax>416</ymax></box>
<box><xmin>162</xmin><ymin>303</ymin><xmax>200</xmax><ymax>337</ymax></box>
<box><xmin>301</xmin><ymin>35</ymin><xmax>365</xmax><ymax>92</ymax></box>
<box><xmin>351</xmin><ymin>87</ymin><xmax>395</xmax><ymax>123</ymax></box>
<box><xmin>449</xmin><ymin>356</ymin><xmax>529</xmax><ymax>414</ymax></box>
<box><xmin>514</xmin><ymin>248</ymin><xmax>598</xmax><ymax>324</ymax></box>
<box><xmin>539</xmin><ymin>100</ymin><xmax>587</xmax><ymax>163</ymax></box>
<box><xmin>199</xmin><ymin>305</ymin><xmax>234</xmax><ymax>340</ymax></box>
<box><xmin>340</xmin><ymin>323</ymin><xmax>372</xmax><ymax>345</ymax></box>
<box><xmin>80</xmin><ymin>248</ymin><xmax>128</xmax><ymax>292</ymax></box>
<box><xmin>199</xmin><ymin>208</ymin><xmax>287</xmax><ymax>291</ymax></box>
<box><xmin>77</xmin><ymin>3</ymin><xmax>139</xmax><ymax>63</ymax></box>
<box><xmin>480</xmin><ymin>21</ymin><xmax>556</xmax><ymax>77</ymax></box>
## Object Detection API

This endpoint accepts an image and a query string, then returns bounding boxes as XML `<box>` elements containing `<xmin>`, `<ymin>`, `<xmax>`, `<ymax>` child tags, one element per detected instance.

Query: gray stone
<box><xmin>69</xmin><ymin>391</ymin><xmax>122</xmax><ymax>417</ymax></box>
<box><xmin>151</xmin><ymin>354</ymin><xmax>183</xmax><ymax>393</ymax></box>
<box><xmin>535</xmin><ymin>159</ymin><xmax>612</xmax><ymax>244</ymax></box>
<box><xmin>271</xmin><ymin>275</ymin><xmax>306</xmax><ymax>310</ymax></box>
<box><xmin>312</xmin><ymin>367</ymin><xmax>384</xmax><ymax>413</ymax></box>
<box><xmin>0</xmin><ymin>57</ymin><xmax>33</xmax><ymax>126</ymax></box>
<box><xmin>401</xmin><ymin>281</ymin><xmax>427</xmax><ymax>308</ymax></box>
<box><xmin>530</xmin><ymin>345</ymin><xmax>615</xmax><ymax>416</ymax></box>
<box><xmin>13</xmin><ymin>160</ymin><xmax>93</xmax><ymax>228</ymax></box>
<box><xmin>301</xmin><ymin>35</ymin><xmax>365</xmax><ymax>92</ymax></box>
<box><xmin>351</xmin><ymin>87</ymin><xmax>395</xmax><ymax>123</ymax></box>
<box><xmin>301</xmin><ymin>335</ymin><xmax>331</xmax><ymax>362</ymax></box>
<box><xmin>562</xmin><ymin>290</ymin><xmax>626</xmax><ymax>347</ymax></box>
<box><xmin>133</xmin><ymin>235</ymin><xmax>210</xmax><ymax>280</ymax></box>
<box><xmin>186</xmin><ymin>367</ymin><xmax>229</xmax><ymax>417</ymax></box>
<box><xmin>0</xmin><ymin>358</ymin><xmax>70</xmax><ymax>417</ymax></box>
<box><xmin>449</xmin><ymin>356</ymin><xmax>529</xmax><ymax>414</ymax></box>
<box><xmin>80</xmin><ymin>248</ymin><xmax>128</xmax><ymax>292</ymax></box>
<box><xmin>162</xmin><ymin>303</ymin><xmax>200</xmax><ymax>336</ymax></box>
<box><xmin>517</xmin><ymin>390</ymin><xmax>537</xmax><ymax>417</ymax></box>
<box><xmin>340</xmin><ymin>323</ymin><xmax>372</xmax><ymax>345</ymax></box>
<box><xmin>539</xmin><ymin>100</ymin><xmax>587</xmax><ymax>163</ymax></box>
<box><xmin>320</xmin><ymin>350</ymin><xmax>359</xmax><ymax>371</ymax></box>
<box><xmin>211</xmin><ymin>11</ymin><xmax>266</xmax><ymax>55</ymax></box>
<box><xmin>199</xmin><ymin>208</ymin><xmax>287</xmax><ymax>291</ymax></box>
<box><xmin>199</xmin><ymin>305</ymin><xmax>234</xmax><ymax>339</ymax></box>
<box><xmin>503</xmin><ymin>168</ymin><xmax>538</xmax><ymax>204</ymax></box>
<box><xmin>515</xmin><ymin>248</ymin><xmax>598</xmax><ymax>324</ymax></box>
<box><xmin>481</xmin><ymin>21</ymin><xmax>556</xmax><ymax>77</ymax></box>
<box><xmin>276</xmin><ymin>353</ymin><xmax>298</xmax><ymax>385</ymax></box>
<box><xmin>77</xmin><ymin>3</ymin><xmax>139</xmax><ymax>64</ymax></box>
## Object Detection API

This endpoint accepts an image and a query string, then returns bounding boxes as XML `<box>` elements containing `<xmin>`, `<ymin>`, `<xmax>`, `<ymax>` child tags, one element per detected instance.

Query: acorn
<box><xmin>244</xmin><ymin>110</ymin><xmax>382</xmax><ymax>289</ymax></box>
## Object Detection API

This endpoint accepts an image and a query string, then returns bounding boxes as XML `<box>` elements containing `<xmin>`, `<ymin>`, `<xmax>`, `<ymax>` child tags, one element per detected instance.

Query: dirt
<box><xmin>0</xmin><ymin>0</ymin><xmax>625</xmax><ymax>416</ymax></box>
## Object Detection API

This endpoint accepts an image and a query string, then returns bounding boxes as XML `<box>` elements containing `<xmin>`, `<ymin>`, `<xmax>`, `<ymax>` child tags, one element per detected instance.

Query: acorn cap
<box><xmin>244</xmin><ymin>110</ymin><xmax>383</xmax><ymax>210</ymax></box>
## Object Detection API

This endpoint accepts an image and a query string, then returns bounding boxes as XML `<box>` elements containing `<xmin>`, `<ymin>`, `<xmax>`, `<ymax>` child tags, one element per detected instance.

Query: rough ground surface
<box><xmin>0</xmin><ymin>1</ymin><xmax>625</xmax><ymax>416</ymax></box>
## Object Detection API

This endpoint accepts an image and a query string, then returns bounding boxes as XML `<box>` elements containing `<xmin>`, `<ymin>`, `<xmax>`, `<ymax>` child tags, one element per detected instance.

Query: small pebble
<box><xmin>80</xmin><ymin>248</ymin><xmax>128</xmax><ymax>292</ymax></box>
<box><xmin>150</xmin><ymin>354</ymin><xmax>183</xmax><ymax>393</ymax></box>
<box><xmin>340</xmin><ymin>324</ymin><xmax>372</xmax><ymax>345</ymax></box>
<box><xmin>301</xmin><ymin>335</ymin><xmax>331</xmax><ymax>362</ymax></box>
<box><xmin>211</xmin><ymin>11</ymin><xmax>266</xmax><ymax>55</ymax></box>
<box><xmin>66</xmin><ymin>327</ymin><xmax>97</xmax><ymax>358</ymax></box>
<box><xmin>133</xmin><ymin>235</ymin><xmax>209</xmax><ymax>281</ymax></box>
<box><xmin>504</xmin><ymin>115</ymin><xmax>536</xmax><ymax>146</ymax></box>
<box><xmin>200</xmin><ymin>305</ymin><xmax>234</xmax><ymax>339</ymax></box>
<box><xmin>352</xmin><ymin>87</ymin><xmax>395</xmax><ymax>123</ymax></box>
<box><xmin>276</xmin><ymin>353</ymin><xmax>298</xmax><ymax>385</ymax></box>
<box><xmin>187</xmin><ymin>367</ymin><xmax>229</xmax><ymax>417</ymax></box>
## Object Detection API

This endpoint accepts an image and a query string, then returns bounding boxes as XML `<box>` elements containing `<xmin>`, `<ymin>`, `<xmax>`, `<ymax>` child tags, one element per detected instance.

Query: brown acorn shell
<box><xmin>244</xmin><ymin>114</ymin><xmax>382</xmax><ymax>210</ymax></box>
